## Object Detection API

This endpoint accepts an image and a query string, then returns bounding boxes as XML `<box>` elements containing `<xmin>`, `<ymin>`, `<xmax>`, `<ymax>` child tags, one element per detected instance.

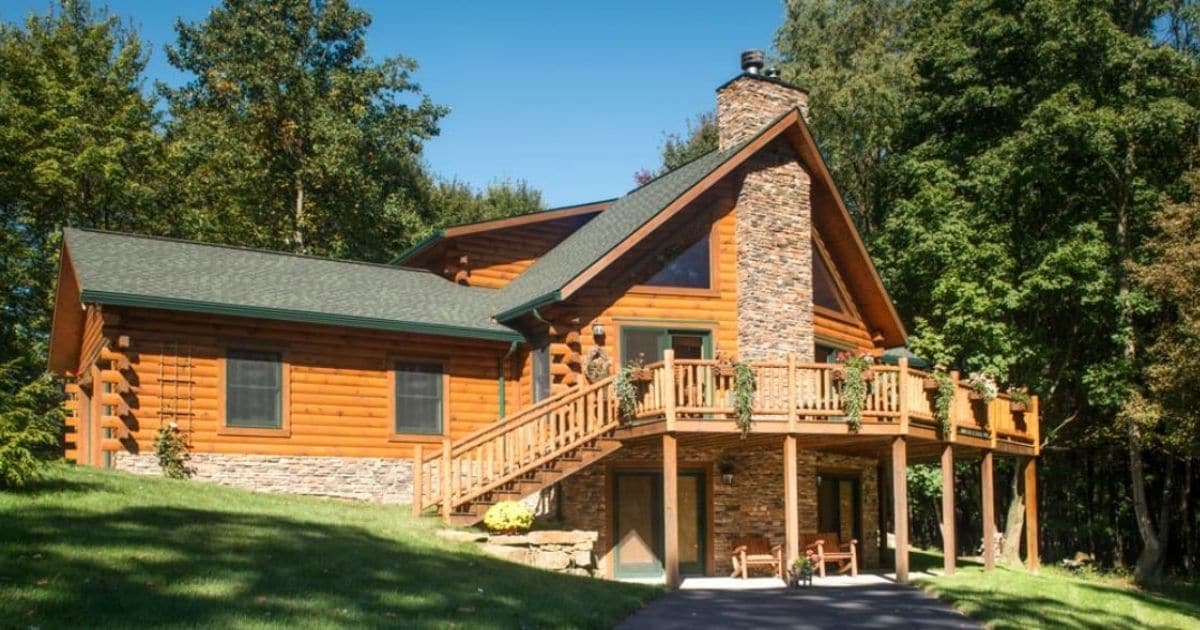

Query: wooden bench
<box><xmin>802</xmin><ymin>531</ymin><xmax>858</xmax><ymax>577</ymax></box>
<box><xmin>730</xmin><ymin>536</ymin><xmax>783</xmax><ymax>579</ymax></box>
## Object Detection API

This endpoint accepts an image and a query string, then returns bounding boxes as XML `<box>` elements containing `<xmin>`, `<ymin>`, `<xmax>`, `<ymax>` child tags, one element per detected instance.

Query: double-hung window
<box><xmin>394</xmin><ymin>362</ymin><xmax>444</xmax><ymax>435</ymax></box>
<box><xmin>225</xmin><ymin>349</ymin><xmax>283</xmax><ymax>429</ymax></box>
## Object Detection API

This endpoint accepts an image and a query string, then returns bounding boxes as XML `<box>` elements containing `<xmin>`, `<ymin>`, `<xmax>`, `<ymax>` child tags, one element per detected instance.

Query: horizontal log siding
<box><xmin>555</xmin><ymin>205</ymin><xmax>739</xmax><ymax>383</ymax></box>
<box><xmin>104</xmin><ymin>307</ymin><xmax>516</xmax><ymax>458</ymax></box>
<box><xmin>439</xmin><ymin>215</ymin><xmax>591</xmax><ymax>289</ymax></box>
<box><xmin>78</xmin><ymin>306</ymin><xmax>106</xmax><ymax>375</ymax></box>
<box><xmin>813</xmin><ymin>311</ymin><xmax>876</xmax><ymax>352</ymax></box>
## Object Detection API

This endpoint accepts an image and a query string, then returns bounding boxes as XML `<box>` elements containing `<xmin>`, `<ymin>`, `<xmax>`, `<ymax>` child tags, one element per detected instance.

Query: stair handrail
<box><xmin>417</xmin><ymin>373</ymin><xmax>618</xmax><ymax>513</ymax></box>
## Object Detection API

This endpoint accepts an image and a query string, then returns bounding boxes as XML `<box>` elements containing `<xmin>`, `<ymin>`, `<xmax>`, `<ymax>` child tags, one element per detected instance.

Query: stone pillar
<box><xmin>732</xmin><ymin>137</ymin><xmax>814</xmax><ymax>361</ymax></box>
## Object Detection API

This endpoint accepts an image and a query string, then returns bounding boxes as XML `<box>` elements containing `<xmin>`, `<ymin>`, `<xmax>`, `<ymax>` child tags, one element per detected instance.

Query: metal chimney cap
<box><xmin>741</xmin><ymin>49</ymin><xmax>765</xmax><ymax>74</ymax></box>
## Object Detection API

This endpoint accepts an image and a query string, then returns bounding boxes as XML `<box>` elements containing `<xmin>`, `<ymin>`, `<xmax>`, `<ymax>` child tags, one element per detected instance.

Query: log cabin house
<box><xmin>48</xmin><ymin>51</ymin><xmax>1040</xmax><ymax>584</ymax></box>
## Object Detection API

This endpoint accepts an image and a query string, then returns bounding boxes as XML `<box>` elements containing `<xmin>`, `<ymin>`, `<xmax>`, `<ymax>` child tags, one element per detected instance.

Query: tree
<box><xmin>162</xmin><ymin>0</ymin><xmax>447</xmax><ymax>262</ymax></box>
<box><xmin>0</xmin><ymin>0</ymin><xmax>169</xmax><ymax>480</ymax></box>
<box><xmin>875</xmin><ymin>0</ymin><xmax>1200</xmax><ymax>584</ymax></box>
<box><xmin>416</xmin><ymin>178</ymin><xmax>544</xmax><ymax>238</ymax></box>
<box><xmin>636</xmin><ymin>112</ymin><xmax>717</xmax><ymax>185</ymax></box>
<box><xmin>775</xmin><ymin>0</ymin><xmax>915</xmax><ymax>236</ymax></box>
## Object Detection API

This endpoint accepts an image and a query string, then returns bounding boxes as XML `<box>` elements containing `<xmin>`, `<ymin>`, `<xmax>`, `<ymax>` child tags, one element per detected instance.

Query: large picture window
<box><xmin>394</xmin><ymin>362</ymin><xmax>444</xmax><ymax>435</ymax></box>
<box><xmin>642</xmin><ymin>233</ymin><xmax>711</xmax><ymax>289</ymax></box>
<box><xmin>225</xmin><ymin>349</ymin><xmax>283</xmax><ymax>429</ymax></box>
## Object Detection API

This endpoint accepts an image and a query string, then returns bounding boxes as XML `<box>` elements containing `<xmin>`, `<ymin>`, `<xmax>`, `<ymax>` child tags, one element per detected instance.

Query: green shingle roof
<box><xmin>492</xmin><ymin>143</ymin><xmax>744</xmax><ymax>320</ymax></box>
<box><xmin>63</xmin><ymin>228</ymin><xmax>522</xmax><ymax>342</ymax></box>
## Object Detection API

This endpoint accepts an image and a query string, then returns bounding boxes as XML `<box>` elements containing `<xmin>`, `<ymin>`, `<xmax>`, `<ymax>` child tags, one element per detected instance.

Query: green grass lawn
<box><xmin>0</xmin><ymin>464</ymin><xmax>658</xmax><ymax>629</ymax></box>
<box><xmin>910</xmin><ymin>549</ymin><xmax>1200</xmax><ymax>629</ymax></box>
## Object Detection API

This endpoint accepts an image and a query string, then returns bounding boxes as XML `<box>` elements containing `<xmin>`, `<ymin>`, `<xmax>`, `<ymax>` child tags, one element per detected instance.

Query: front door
<box><xmin>613</xmin><ymin>470</ymin><xmax>707</xmax><ymax>578</ymax></box>
<box><xmin>818</xmin><ymin>475</ymin><xmax>862</xmax><ymax>558</ymax></box>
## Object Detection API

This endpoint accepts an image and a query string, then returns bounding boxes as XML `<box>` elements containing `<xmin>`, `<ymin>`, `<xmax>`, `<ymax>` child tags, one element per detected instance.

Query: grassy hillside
<box><xmin>911</xmin><ymin>550</ymin><xmax>1200</xmax><ymax>629</ymax></box>
<box><xmin>0</xmin><ymin>465</ymin><xmax>657</xmax><ymax>629</ymax></box>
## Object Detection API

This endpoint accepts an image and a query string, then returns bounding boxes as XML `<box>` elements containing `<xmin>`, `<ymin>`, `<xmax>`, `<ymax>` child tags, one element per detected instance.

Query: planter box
<box><xmin>1010</xmin><ymin>401</ymin><xmax>1028</xmax><ymax>413</ymax></box>
<box><xmin>923</xmin><ymin>378</ymin><xmax>939</xmax><ymax>391</ymax></box>
<box><xmin>715</xmin><ymin>364</ymin><xmax>735</xmax><ymax>377</ymax></box>
<box><xmin>968</xmin><ymin>390</ymin><xmax>986</xmax><ymax>401</ymax></box>
<box><xmin>631</xmin><ymin>369</ymin><xmax>652</xmax><ymax>382</ymax></box>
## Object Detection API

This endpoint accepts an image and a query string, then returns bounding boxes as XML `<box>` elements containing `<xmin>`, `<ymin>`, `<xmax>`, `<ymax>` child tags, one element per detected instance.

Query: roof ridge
<box><xmin>65</xmin><ymin>226</ymin><xmax>457</xmax><ymax>279</ymax></box>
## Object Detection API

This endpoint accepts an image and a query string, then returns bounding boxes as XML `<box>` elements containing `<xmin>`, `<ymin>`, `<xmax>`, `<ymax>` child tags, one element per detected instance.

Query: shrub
<box><xmin>0</xmin><ymin>371</ymin><xmax>64</xmax><ymax>489</ymax></box>
<box><xmin>153</xmin><ymin>421</ymin><xmax>190</xmax><ymax>479</ymax></box>
<box><xmin>482</xmin><ymin>500</ymin><xmax>534</xmax><ymax>534</ymax></box>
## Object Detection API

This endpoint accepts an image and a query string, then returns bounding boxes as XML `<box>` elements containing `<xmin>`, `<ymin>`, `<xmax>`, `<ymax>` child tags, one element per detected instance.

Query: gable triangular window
<box><xmin>812</xmin><ymin>238</ymin><xmax>855</xmax><ymax>317</ymax></box>
<box><xmin>641</xmin><ymin>232</ymin><xmax>712</xmax><ymax>289</ymax></box>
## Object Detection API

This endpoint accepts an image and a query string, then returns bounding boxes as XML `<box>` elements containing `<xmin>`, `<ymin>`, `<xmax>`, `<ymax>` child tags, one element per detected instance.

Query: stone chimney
<box><xmin>716</xmin><ymin>50</ymin><xmax>809</xmax><ymax>150</ymax></box>
<box><xmin>721</xmin><ymin>51</ymin><xmax>815</xmax><ymax>362</ymax></box>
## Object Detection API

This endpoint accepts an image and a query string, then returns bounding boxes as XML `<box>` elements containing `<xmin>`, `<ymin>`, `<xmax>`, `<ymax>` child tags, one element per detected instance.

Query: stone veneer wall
<box><xmin>558</xmin><ymin>441</ymin><xmax>879</xmax><ymax>577</ymax></box>
<box><xmin>114</xmin><ymin>452</ymin><xmax>413</xmax><ymax>504</ymax></box>
<box><xmin>437</xmin><ymin>529</ymin><xmax>599</xmax><ymax>577</ymax></box>
<box><xmin>718</xmin><ymin>75</ymin><xmax>815</xmax><ymax>362</ymax></box>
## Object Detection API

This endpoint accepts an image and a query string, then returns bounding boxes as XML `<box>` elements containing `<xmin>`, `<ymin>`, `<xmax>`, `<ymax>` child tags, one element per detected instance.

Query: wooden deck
<box><xmin>618</xmin><ymin>354</ymin><xmax>1038</xmax><ymax>459</ymax></box>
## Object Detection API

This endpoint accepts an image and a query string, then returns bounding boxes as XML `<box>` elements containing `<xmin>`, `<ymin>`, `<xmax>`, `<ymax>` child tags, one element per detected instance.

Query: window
<box><xmin>813</xmin><ymin>246</ymin><xmax>847</xmax><ymax>313</ymax></box>
<box><xmin>815</xmin><ymin>343</ymin><xmax>841</xmax><ymax>363</ymax></box>
<box><xmin>532</xmin><ymin>338</ymin><xmax>551</xmax><ymax>402</ymax></box>
<box><xmin>642</xmin><ymin>233</ymin><xmax>711</xmax><ymax>289</ymax></box>
<box><xmin>394</xmin><ymin>362</ymin><xmax>444</xmax><ymax>435</ymax></box>
<box><xmin>225</xmin><ymin>349</ymin><xmax>283</xmax><ymax>429</ymax></box>
<box><xmin>620</xmin><ymin>328</ymin><xmax>711</xmax><ymax>364</ymax></box>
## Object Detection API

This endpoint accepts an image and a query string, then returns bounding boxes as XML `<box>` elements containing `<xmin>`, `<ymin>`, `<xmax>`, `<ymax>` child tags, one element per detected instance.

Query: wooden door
<box><xmin>613</xmin><ymin>470</ymin><xmax>707</xmax><ymax>578</ymax></box>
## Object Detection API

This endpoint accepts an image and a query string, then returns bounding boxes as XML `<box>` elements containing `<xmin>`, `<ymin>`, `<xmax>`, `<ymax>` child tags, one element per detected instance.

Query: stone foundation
<box><xmin>114</xmin><ymin>452</ymin><xmax>413</xmax><ymax>503</ymax></box>
<box><xmin>438</xmin><ymin>529</ymin><xmax>598</xmax><ymax>577</ymax></box>
<box><xmin>558</xmin><ymin>440</ymin><xmax>880</xmax><ymax>577</ymax></box>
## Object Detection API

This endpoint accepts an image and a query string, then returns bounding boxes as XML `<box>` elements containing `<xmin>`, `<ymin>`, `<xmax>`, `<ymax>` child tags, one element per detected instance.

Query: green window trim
<box><xmin>619</xmin><ymin>326</ymin><xmax>713</xmax><ymax>365</ymax></box>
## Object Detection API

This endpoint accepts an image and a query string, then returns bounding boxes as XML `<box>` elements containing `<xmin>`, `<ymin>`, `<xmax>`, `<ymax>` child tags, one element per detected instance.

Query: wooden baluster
<box><xmin>440</xmin><ymin>437</ymin><xmax>452</xmax><ymax>520</ymax></box>
<box><xmin>787</xmin><ymin>353</ymin><xmax>797</xmax><ymax>432</ymax></box>
<box><xmin>898</xmin><ymin>357</ymin><xmax>910</xmax><ymax>432</ymax></box>
<box><xmin>412</xmin><ymin>444</ymin><xmax>424</xmax><ymax>517</ymax></box>
<box><xmin>664</xmin><ymin>349</ymin><xmax>677</xmax><ymax>432</ymax></box>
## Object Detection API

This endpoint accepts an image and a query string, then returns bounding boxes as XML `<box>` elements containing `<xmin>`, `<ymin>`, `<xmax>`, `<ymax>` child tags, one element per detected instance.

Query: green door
<box><xmin>613</xmin><ymin>470</ymin><xmax>708</xmax><ymax>578</ymax></box>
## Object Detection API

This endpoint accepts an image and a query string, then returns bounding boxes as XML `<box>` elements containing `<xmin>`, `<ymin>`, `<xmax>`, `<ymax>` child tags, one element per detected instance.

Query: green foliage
<box><xmin>839</xmin><ymin>354</ymin><xmax>871</xmax><ymax>433</ymax></box>
<box><xmin>162</xmin><ymin>0</ymin><xmax>448</xmax><ymax>261</ymax></box>
<box><xmin>776</xmin><ymin>0</ymin><xmax>915</xmax><ymax>235</ymax></box>
<box><xmin>0</xmin><ymin>370</ymin><xmax>62</xmax><ymax>489</ymax></box>
<box><xmin>933</xmin><ymin>370</ymin><xmax>955</xmax><ymax>437</ymax></box>
<box><xmin>1008</xmin><ymin>389</ymin><xmax>1031</xmax><ymax>407</ymax></box>
<box><xmin>152</xmin><ymin>422</ymin><xmax>190</xmax><ymax>479</ymax></box>
<box><xmin>482</xmin><ymin>500</ymin><xmax>534</xmax><ymax>534</ymax></box>
<box><xmin>614</xmin><ymin>362</ymin><xmax>639</xmax><ymax>421</ymax></box>
<box><xmin>639</xmin><ymin>112</ymin><xmax>718</xmax><ymax>183</ymax></box>
<box><xmin>731</xmin><ymin>361</ymin><xmax>756</xmax><ymax>438</ymax></box>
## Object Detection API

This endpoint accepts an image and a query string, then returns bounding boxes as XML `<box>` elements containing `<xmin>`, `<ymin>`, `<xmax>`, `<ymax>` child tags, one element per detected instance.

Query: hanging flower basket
<box><xmin>631</xmin><ymin>368</ymin><xmax>653</xmax><ymax>383</ymax></box>
<box><xmin>922</xmin><ymin>377</ymin><xmax>939</xmax><ymax>391</ymax></box>
<box><xmin>1010</xmin><ymin>401</ymin><xmax>1028</xmax><ymax>413</ymax></box>
<box><xmin>968</xmin><ymin>390</ymin><xmax>986</xmax><ymax>401</ymax></box>
<box><xmin>716</xmin><ymin>363</ymin><xmax>735</xmax><ymax>377</ymax></box>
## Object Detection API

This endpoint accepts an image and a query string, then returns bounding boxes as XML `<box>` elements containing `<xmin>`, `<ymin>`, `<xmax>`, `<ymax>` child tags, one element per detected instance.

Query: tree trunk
<box><xmin>292</xmin><ymin>175</ymin><xmax>305</xmax><ymax>252</ymax></box>
<box><xmin>1001</xmin><ymin>460</ymin><xmax>1025</xmax><ymax>565</ymax></box>
<box><xmin>1185</xmin><ymin>458</ymin><xmax>1195</xmax><ymax>576</ymax></box>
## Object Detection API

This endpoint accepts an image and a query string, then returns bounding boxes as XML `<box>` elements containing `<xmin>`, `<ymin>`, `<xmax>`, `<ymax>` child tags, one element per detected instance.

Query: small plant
<box><xmin>153</xmin><ymin>421</ymin><xmax>190</xmax><ymax>479</ymax></box>
<box><xmin>932</xmin><ymin>370</ymin><xmax>956</xmax><ymax>437</ymax></box>
<box><xmin>790</xmin><ymin>555</ymin><xmax>814</xmax><ymax>587</ymax></box>
<box><xmin>731</xmin><ymin>361</ymin><xmax>756</xmax><ymax>438</ymax></box>
<box><xmin>584</xmin><ymin>347</ymin><xmax>612</xmax><ymax>383</ymax></box>
<box><xmin>1008</xmin><ymin>388</ymin><xmax>1031</xmax><ymax>412</ymax></box>
<box><xmin>967</xmin><ymin>373</ymin><xmax>998</xmax><ymax>402</ymax></box>
<box><xmin>614</xmin><ymin>361</ymin><xmax>640</xmax><ymax>421</ymax></box>
<box><xmin>837</xmin><ymin>352</ymin><xmax>873</xmax><ymax>432</ymax></box>
<box><xmin>482</xmin><ymin>500</ymin><xmax>534</xmax><ymax>534</ymax></box>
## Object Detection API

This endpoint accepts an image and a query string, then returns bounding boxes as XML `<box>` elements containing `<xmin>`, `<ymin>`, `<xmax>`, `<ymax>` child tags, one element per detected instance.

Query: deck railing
<box><xmin>632</xmin><ymin>353</ymin><xmax>1039</xmax><ymax>448</ymax></box>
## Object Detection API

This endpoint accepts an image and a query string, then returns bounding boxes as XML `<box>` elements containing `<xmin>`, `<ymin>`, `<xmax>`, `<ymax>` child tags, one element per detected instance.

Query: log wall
<box><xmin>82</xmin><ymin>307</ymin><xmax>518</xmax><ymax>461</ymax></box>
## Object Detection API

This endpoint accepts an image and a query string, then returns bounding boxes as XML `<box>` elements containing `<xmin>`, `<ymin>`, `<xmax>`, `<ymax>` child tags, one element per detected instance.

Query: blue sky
<box><xmin>1</xmin><ymin>1</ymin><xmax>787</xmax><ymax>207</ymax></box>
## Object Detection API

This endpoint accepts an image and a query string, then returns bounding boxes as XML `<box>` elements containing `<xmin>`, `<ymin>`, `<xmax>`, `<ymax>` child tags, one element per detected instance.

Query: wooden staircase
<box><xmin>412</xmin><ymin>373</ymin><xmax>622</xmax><ymax>525</ymax></box>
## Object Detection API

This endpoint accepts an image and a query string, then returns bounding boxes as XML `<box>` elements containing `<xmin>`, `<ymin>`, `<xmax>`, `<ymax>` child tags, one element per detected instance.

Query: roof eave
<box><xmin>79</xmin><ymin>289</ymin><xmax>523</xmax><ymax>343</ymax></box>
<box><xmin>494</xmin><ymin>291</ymin><xmax>563</xmax><ymax>323</ymax></box>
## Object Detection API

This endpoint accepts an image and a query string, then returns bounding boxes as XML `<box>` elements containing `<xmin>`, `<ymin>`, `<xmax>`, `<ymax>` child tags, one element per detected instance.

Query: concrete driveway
<box><xmin>616</xmin><ymin>578</ymin><xmax>979</xmax><ymax>629</ymax></box>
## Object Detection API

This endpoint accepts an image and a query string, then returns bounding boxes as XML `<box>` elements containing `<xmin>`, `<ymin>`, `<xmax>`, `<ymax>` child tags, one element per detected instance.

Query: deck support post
<box><xmin>1024</xmin><ymin>456</ymin><xmax>1040</xmax><ymax>572</ymax></box>
<box><xmin>663</xmin><ymin>433</ymin><xmax>680</xmax><ymax>588</ymax></box>
<box><xmin>891</xmin><ymin>436</ymin><xmax>909</xmax><ymax>583</ymax></box>
<box><xmin>941</xmin><ymin>444</ymin><xmax>956</xmax><ymax>575</ymax></box>
<box><xmin>981</xmin><ymin>449</ymin><xmax>996</xmax><ymax>571</ymax></box>
<box><xmin>784</xmin><ymin>435</ymin><xmax>799</xmax><ymax>568</ymax></box>
<box><xmin>663</xmin><ymin>348</ymin><xmax>676</xmax><ymax>433</ymax></box>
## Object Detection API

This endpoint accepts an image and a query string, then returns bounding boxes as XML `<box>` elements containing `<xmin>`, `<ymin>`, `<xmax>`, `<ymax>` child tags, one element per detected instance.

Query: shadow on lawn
<box><xmin>0</xmin><ymin>503</ymin><xmax>652</xmax><ymax>629</ymax></box>
<box><xmin>918</xmin><ymin>572</ymin><xmax>1200</xmax><ymax>630</ymax></box>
